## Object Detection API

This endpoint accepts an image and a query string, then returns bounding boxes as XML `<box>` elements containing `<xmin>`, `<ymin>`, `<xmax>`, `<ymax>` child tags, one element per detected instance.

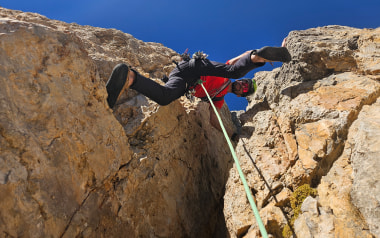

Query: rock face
<box><xmin>0</xmin><ymin>7</ymin><xmax>233</xmax><ymax>238</ymax></box>
<box><xmin>0</xmin><ymin>7</ymin><xmax>379</xmax><ymax>238</ymax></box>
<box><xmin>225</xmin><ymin>26</ymin><xmax>380</xmax><ymax>237</ymax></box>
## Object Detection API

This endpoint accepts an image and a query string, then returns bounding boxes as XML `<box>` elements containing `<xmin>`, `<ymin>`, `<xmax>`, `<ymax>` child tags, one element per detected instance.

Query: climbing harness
<box><xmin>200</xmin><ymin>82</ymin><xmax>269</xmax><ymax>238</ymax></box>
<box><xmin>171</xmin><ymin>49</ymin><xmax>212</xmax><ymax>102</ymax></box>
<box><xmin>181</xmin><ymin>50</ymin><xmax>210</xmax><ymax>102</ymax></box>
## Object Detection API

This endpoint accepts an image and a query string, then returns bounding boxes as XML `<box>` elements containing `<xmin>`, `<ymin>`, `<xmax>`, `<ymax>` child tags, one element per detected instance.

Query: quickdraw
<box><xmin>185</xmin><ymin>78</ymin><xmax>204</xmax><ymax>102</ymax></box>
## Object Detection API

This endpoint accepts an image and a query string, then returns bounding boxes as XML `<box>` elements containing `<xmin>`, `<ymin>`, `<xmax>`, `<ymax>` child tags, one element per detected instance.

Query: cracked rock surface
<box><xmin>1</xmin><ymin>7</ymin><xmax>380</xmax><ymax>238</ymax></box>
<box><xmin>0</xmin><ymin>7</ymin><xmax>233</xmax><ymax>238</ymax></box>
<box><xmin>225</xmin><ymin>26</ymin><xmax>380</xmax><ymax>237</ymax></box>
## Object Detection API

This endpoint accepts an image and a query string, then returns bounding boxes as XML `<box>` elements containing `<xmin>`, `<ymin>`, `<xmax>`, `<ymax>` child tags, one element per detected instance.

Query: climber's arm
<box><xmin>228</xmin><ymin>50</ymin><xmax>252</xmax><ymax>65</ymax></box>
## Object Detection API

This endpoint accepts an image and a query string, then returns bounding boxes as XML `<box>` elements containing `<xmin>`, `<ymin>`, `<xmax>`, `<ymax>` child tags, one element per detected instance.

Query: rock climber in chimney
<box><xmin>105</xmin><ymin>41</ymin><xmax>291</xmax><ymax>141</ymax></box>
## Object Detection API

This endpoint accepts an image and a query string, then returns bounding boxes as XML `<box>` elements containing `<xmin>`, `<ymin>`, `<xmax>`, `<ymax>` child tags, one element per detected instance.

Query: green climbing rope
<box><xmin>200</xmin><ymin>83</ymin><xmax>268</xmax><ymax>238</ymax></box>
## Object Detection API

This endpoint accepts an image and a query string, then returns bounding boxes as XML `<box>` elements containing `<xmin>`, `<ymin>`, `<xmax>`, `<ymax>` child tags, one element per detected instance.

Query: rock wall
<box><xmin>1</xmin><ymin>7</ymin><xmax>379</xmax><ymax>238</ymax></box>
<box><xmin>0</xmin><ymin>7</ymin><xmax>234</xmax><ymax>238</ymax></box>
<box><xmin>225</xmin><ymin>26</ymin><xmax>380</xmax><ymax>237</ymax></box>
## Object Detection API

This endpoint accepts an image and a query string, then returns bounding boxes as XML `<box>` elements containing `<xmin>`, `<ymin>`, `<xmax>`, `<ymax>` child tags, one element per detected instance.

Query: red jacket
<box><xmin>193</xmin><ymin>61</ymin><xmax>230</xmax><ymax>109</ymax></box>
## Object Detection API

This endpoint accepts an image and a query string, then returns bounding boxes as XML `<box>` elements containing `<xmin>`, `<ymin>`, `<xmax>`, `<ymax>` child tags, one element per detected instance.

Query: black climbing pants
<box><xmin>130</xmin><ymin>51</ymin><xmax>264</xmax><ymax>105</ymax></box>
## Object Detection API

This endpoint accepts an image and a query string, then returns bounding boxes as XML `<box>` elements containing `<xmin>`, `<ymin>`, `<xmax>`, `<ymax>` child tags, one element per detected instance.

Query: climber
<box><xmin>106</xmin><ymin>44</ymin><xmax>291</xmax><ymax>140</ymax></box>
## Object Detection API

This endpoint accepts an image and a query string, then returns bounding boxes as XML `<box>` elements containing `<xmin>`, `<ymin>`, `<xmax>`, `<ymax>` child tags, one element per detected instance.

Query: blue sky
<box><xmin>2</xmin><ymin>0</ymin><xmax>379</xmax><ymax>110</ymax></box>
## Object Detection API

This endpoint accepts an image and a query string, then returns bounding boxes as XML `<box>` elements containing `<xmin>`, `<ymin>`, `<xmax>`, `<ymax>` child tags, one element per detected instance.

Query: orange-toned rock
<box><xmin>1</xmin><ymin>7</ymin><xmax>380</xmax><ymax>238</ymax></box>
<box><xmin>0</xmin><ymin>7</ymin><xmax>233</xmax><ymax>238</ymax></box>
<box><xmin>225</xmin><ymin>26</ymin><xmax>380</xmax><ymax>237</ymax></box>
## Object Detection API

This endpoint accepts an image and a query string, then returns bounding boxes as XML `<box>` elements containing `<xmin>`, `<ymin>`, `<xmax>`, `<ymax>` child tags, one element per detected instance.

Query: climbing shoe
<box><xmin>254</xmin><ymin>46</ymin><xmax>291</xmax><ymax>62</ymax></box>
<box><xmin>106</xmin><ymin>63</ymin><xmax>131</xmax><ymax>108</ymax></box>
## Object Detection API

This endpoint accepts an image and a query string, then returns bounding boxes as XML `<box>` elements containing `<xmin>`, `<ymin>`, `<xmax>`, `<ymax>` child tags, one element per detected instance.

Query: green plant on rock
<box><xmin>282</xmin><ymin>184</ymin><xmax>318</xmax><ymax>238</ymax></box>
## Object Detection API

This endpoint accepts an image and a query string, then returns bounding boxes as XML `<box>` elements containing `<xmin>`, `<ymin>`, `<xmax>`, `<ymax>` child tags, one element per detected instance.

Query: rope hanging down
<box><xmin>200</xmin><ymin>83</ymin><xmax>268</xmax><ymax>238</ymax></box>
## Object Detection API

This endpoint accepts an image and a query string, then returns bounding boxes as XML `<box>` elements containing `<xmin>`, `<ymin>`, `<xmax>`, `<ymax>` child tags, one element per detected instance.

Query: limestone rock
<box><xmin>225</xmin><ymin>25</ymin><xmax>380</xmax><ymax>237</ymax></box>
<box><xmin>0</xmin><ymin>7</ymin><xmax>233</xmax><ymax>238</ymax></box>
<box><xmin>0</xmin><ymin>14</ymin><xmax>132</xmax><ymax>238</ymax></box>
<box><xmin>350</xmin><ymin>98</ymin><xmax>380</xmax><ymax>236</ymax></box>
<box><xmin>294</xmin><ymin>100</ymin><xmax>380</xmax><ymax>238</ymax></box>
<box><xmin>1</xmin><ymin>7</ymin><xmax>380</xmax><ymax>238</ymax></box>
